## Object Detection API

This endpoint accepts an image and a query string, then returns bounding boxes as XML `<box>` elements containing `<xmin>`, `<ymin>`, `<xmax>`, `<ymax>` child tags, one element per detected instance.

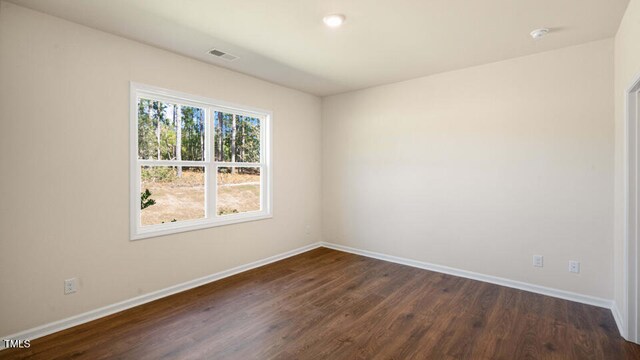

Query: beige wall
<box><xmin>614</xmin><ymin>0</ymin><xmax>640</xmax><ymax>331</ymax></box>
<box><xmin>322</xmin><ymin>39</ymin><xmax>615</xmax><ymax>299</ymax></box>
<box><xmin>0</xmin><ymin>2</ymin><xmax>322</xmax><ymax>336</ymax></box>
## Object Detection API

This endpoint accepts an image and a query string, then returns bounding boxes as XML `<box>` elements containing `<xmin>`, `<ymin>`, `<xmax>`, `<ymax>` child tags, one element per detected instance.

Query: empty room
<box><xmin>2</xmin><ymin>0</ymin><xmax>640</xmax><ymax>358</ymax></box>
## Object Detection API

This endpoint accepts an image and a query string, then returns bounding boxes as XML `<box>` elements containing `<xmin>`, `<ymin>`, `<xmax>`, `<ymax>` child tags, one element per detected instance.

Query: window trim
<box><xmin>129</xmin><ymin>82</ymin><xmax>273</xmax><ymax>240</ymax></box>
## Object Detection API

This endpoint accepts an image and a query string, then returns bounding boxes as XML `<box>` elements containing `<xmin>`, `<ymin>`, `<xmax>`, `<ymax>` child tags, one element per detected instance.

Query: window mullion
<box><xmin>205</xmin><ymin>107</ymin><xmax>214</xmax><ymax>219</ymax></box>
<box><xmin>205</xmin><ymin>163</ymin><xmax>215</xmax><ymax>219</ymax></box>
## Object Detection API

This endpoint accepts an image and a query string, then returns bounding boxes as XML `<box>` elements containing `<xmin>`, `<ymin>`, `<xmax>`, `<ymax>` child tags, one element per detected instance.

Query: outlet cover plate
<box><xmin>533</xmin><ymin>255</ymin><xmax>544</xmax><ymax>267</ymax></box>
<box><xmin>569</xmin><ymin>261</ymin><xmax>580</xmax><ymax>273</ymax></box>
<box><xmin>64</xmin><ymin>278</ymin><xmax>77</xmax><ymax>294</ymax></box>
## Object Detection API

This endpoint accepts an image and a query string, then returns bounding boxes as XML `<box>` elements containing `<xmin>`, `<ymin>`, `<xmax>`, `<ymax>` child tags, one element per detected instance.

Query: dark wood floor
<box><xmin>1</xmin><ymin>247</ymin><xmax>638</xmax><ymax>359</ymax></box>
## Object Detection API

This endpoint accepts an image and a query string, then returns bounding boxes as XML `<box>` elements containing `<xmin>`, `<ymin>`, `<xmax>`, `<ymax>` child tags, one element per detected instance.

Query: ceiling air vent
<box><xmin>208</xmin><ymin>48</ymin><xmax>238</xmax><ymax>61</ymax></box>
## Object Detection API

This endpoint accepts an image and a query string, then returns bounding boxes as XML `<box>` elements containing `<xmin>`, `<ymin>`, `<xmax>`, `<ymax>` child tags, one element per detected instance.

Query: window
<box><xmin>130</xmin><ymin>83</ymin><xmax>271</xmax><ymax>240</ymax></box>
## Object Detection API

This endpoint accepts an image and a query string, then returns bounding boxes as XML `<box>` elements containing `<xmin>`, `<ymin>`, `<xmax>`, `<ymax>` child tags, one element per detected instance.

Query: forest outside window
<box><xmin>130</xmin><ymin>83</ymin><xmax>272</xmax><ymax>240</ymax></box>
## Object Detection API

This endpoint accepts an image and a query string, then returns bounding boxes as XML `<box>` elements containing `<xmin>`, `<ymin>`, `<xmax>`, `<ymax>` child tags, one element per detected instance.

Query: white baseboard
<box><xmin>611</xmin><ymin>302</ymin><xmax>626</xmax><ymax>339</ymax></box>
<box><xmin>2</xmin><ymin>241</ymin><xmax>625</xmax><ymax>350</ymax></box>
<box><xmin>321</xmin><ymin>242</ymin><xmax>614</xmax><ymax>309</ymax></box>
<box><xmin>1</xmin><ymin>242</ymin><xmax>322</xmax><ymax>350</ymax></box>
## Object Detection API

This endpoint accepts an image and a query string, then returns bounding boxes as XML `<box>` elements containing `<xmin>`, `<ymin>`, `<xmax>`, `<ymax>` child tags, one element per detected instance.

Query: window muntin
<box><xmin>130</xmin><ymin>83</ymin><xmax>271</xmax><ymax>240</ymax></box>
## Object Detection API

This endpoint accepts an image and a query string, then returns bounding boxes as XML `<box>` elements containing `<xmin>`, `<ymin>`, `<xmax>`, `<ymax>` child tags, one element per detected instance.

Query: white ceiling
<box><xmin>10</xmin><ymin>0</ymin><xmax>630</xmax><ymax>96</ymax></box>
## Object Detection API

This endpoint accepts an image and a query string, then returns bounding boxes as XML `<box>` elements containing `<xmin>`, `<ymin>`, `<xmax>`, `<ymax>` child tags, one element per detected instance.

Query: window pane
<box><xmin>137</xmin><ymin>98</ymin><xmax>205</xmax><ymax>161</ymax></box>
<box><xmin>140</xmin><ymin>166</ymin><xmax>205</xmax><ymax>225</ymax></box>
<box><xmin>217</xmin><ymin>167</ymin><xmax>261</xmax><ymax>215</ymax></box>
<box><xmin>179</xmin><ymin>105</ymin><xmax>206</xmax><ymax>161</ymax></box>
<box><xmin>214</xmin><ymin>112</ymin><xmax>260</xmax><ymax>163</ymax></box>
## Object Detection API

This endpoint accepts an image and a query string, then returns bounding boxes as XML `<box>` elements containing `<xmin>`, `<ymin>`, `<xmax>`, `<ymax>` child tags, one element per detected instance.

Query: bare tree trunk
<box><xmin>231</xmin><ymin>115</ymin><xmax>237</xmax><ymax>174</ymax></box>
<box><xmin>240</xmin><ymin>121</ymin><xmax>245</xmax><ymax>162</ymax></box>
<box><xmin>146</xmin><ymin>101</ymin><xmax>154</xmax><ymax>159</ymax></box>
<box><xmin>217</xmin><ymin>112</ymin><xmax>224</xmax><ymax>161</ymax></box>
<box><xmin>175</xmin><ymin>105</ymin><xmax>182</xmax><ymax>177</ymax></box>
<box><xmin>200</xmin><ymin>117</ymin><xmax>204</xmax><ymax>162</ymax></box>
<box><xmin>149</xmin><ymin>101</ymin><xmax>160</xmax><ymax>160</ymax></box>
<box><xmin>200</xmin><ymin>117</ymin><xmax>204</xmax><ymax>161</ymax></box>
<box><xmin>156</xmin><ymin>133</ymin><xmax>161</xmax><ymax>159</ymax></box>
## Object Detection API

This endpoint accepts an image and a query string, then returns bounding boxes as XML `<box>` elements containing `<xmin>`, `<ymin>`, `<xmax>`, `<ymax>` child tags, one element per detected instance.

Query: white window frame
<box><xmin>129</xmin><ymin>82</ymin><xmax>272</xmax><ymax>240</ymax></box>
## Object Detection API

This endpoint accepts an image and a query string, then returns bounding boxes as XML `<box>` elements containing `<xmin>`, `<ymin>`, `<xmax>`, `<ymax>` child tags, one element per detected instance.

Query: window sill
<box><xmin>130</xmin><ymin>212</ymin><xmax>272</xmax><ymax>240</ymax></box>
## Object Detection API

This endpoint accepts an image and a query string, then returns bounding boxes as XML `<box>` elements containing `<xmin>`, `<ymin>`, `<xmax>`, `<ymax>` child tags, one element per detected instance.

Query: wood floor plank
<box><xmin>1</xmin><ymin>247</ymin><xmax>638</xmax><ymax>360</ymax></box>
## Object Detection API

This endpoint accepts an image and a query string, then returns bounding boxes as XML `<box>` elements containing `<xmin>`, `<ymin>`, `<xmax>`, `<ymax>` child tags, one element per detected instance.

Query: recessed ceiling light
<box><xmin>530</xmin><ymin>28</ymin><xmax>549</xmax><ymax>40</ymax></box>
<box><xmin>323</xmin><ymin>14</ymin><xmax>345</xmax><ymax>28</ymax></box>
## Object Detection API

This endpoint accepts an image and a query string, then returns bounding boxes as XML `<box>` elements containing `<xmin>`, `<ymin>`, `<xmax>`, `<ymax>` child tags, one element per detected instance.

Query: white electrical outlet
<box><xmin>569</xmin><ymin>261</ymin><xmax>580</xmax><ymax>274</ymax></box>
<box><xmin>64</xmin><ymin>278</ymin><xmax>78</xmax><ymax>295</ymax></box>
<box><xmin>533</xmin><ymin>255</ymin><xmax>544</xmax><ymax>267</ymax></box>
